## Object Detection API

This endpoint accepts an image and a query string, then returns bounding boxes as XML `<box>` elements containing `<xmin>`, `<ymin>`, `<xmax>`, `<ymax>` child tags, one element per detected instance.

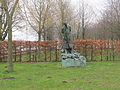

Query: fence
<box><xmin>73</xmin><ymin>40</ymin><xmax>120</xmax><ymax>62</ymax></box>
<box><xmin>0</xmin><ymin>40</ymin><xmax>120</xmax><ymax>62</ymax></box>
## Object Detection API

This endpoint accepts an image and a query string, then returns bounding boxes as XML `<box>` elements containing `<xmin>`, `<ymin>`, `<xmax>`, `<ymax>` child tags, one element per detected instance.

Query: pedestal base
<box><xmin>61</xmin><ymin>53</ymin><xmax>86</xmax><ymax>67</ymax></box>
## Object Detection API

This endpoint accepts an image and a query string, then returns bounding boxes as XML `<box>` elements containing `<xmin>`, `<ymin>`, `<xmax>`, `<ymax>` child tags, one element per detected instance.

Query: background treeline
<box><xmin>0</xmin><ymin>0</ymin><xmax>120</xmax><ymax>41</ymax></box>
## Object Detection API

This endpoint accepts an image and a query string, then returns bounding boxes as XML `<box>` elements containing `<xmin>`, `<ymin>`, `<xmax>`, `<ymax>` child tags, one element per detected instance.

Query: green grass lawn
<box><xmin>0</xmin><ymin>62</ymin><xmax>120</xmax><ymax>90</ymax></box>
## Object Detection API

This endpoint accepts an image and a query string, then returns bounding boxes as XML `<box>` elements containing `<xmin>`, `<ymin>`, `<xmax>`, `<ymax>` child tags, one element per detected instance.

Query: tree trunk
<box><xmin>77</xmin><ymin>23</ymin><xmax>80</xmax><ymax>40</ymax></box>
<box><xmin>0</xmin><ymin>14</ymin><xmax>2</xmax><ymax>41</ymax></box>
<box><xmin>43</xmin><ymin>30</ymin><xmax>47</xmax><ymax>41</ymax></box>
<box><xmin>7</xmin><ymin>16</ymin><xmax>13</xmax><ymax>72</ymax></box>
<box><xmin>81</xmin><ymin>0</ymin><xmax>85</xmax><ymax>40</ymax></box>
<box><xmin>0</xmin><ymin>30</ymin><xmax>2</xmax><ymax>40</ymax></box>
<box><xmin>81</xmin><ymin>14</ymin><xmax>85</xmax><ymax>40</ymax></box>
<box><xmin>38</xmin><ymin>31</ymin><xmax>41</xmax><ymax>41</ymax></box>
<box><xmin>1</xmin><ymin>0</ymin><xmax>19</xmax><ymax>72</ymax></box>
<box><xmin>82</xmin><ymin>27</ymin><xmax>85</xmax><ymax>40</ymax></box>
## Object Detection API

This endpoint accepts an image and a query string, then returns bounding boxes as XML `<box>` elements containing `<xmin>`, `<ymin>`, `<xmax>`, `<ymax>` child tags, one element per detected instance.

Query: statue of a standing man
<box><xmin>61</xmin><ymin>23</ymin><xmax>73</xmax><ymax>53</ymax></box>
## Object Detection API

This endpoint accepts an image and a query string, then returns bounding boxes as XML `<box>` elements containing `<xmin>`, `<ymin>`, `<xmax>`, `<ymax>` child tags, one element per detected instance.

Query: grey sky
<box><xmin>72</xmin><ymin>0</ymin><xmax>106</xmax><ymax>9</ymax></box>
<box><xmin>72</xmin><ymin>0</ymin><xmax>107</xmax><ymax>16</ymax></box>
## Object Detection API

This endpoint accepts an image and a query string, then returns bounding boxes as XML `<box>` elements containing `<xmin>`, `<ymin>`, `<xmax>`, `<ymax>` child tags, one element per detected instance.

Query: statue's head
<box><xmin>63</xmin><ymin>23</ymin><xmax>67</xmax><ymax>28</ymax></box>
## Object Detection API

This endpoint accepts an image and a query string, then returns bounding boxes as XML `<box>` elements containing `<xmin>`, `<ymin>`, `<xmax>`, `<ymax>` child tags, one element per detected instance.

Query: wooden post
<box><xmin>91</xmin><ymin>44</ymin><xmax>94</xmax><ymax>62</ymax></box>
<box><xmin>29</xmin><ymin>41</ymin><xmax>31</xmax><ymax>61</ymax></box>
<box><xmin>112</xmin><ymin>40</ymin><xmax>115</xmax><ymax>61</ymax></box>
<box><xmin>55</xmin><ymin>42</ymin><xmax>58</xmax><ymax>61</ymax></box>
<box><xmin>35</xmin><ymin>44</ymin><xmax>37</xmax><ymax>61</ymax></box>
<box><xmin>38</xmin><ymin>42</ymin><xmax>41</xmax><ymax>60</ymax></box>
<box><xmin>106</xmin><ymin>40</ymin><xmax>109</xmax><ymax>61</ymax></box>
<box><xmin>100</xmin><ymin>43</ymin><xmax>103</xmax><ymax>61</ymax></box>
<box><xmin>14</xmin><ymin>42</ymin><xmax>17</xmax><ymax>62</ymax></box>
<box><xmin>50</xmin><ymin>47</ymin><xmax>52</xmax><ymax>61</ymax></box>
<box><xmin>44</xmin><ymin>46</ymin><xmax>47</xmax><ymax>61</ymax></box>
<box><xmin>19</xmin><ymin>42</ymin><xmax>22</xmax><ymax>62</ymax></box>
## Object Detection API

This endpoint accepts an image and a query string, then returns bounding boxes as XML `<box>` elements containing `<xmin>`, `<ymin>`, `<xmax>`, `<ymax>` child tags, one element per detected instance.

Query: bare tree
<box><xmin>107</xmin><ymin>0</ymin><xmax>120</xmax><ymax>39</ymax></box>
<box><xmin>22</xmin><ymin>0</ymin><xmax>55</xmax><ymax>41</ymax></box>
<box><xmin>0</xmin><ymin>0</ymin><xmax>21</xmax><ymax>41</ymax></box>
<box><xmin>94</xmin><ymin>0</ymin><xmax>120</xmax><ymax>40</ymax></box>
<box><xmin>76</xmin><ymin>0</ymin><xmax>95</xmax><ymax>40</ymax></box>
<box><xmin>1</xmin><ymin>0</ymin><xmax>19</xmax><ymax>72</ymax></box>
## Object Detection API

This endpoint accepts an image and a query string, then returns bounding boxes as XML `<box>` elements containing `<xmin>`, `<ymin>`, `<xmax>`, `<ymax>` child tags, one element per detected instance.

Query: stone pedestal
<box><xmin>61</xmin><ymin>52</ymin><xmax>86</xmax><ymax>67</ymax></box>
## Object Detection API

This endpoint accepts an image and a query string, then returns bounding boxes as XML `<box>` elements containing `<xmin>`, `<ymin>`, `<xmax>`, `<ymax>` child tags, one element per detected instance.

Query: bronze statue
<box><xmin>61</xmin><ymin>23</ymin><xmax>86</xmax><ymax>67</ymax></box>
<box><xmin>61</xmin><ymin>23</ymin><xmax>72</xmax><ymax>53</ymax></box>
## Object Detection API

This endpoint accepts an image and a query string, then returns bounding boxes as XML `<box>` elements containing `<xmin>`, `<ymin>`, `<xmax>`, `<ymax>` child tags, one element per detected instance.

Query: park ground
<box><xmin>0</xmin><ymin>61</ymin><xmax>120</xmax><ymax>90</ymax></box>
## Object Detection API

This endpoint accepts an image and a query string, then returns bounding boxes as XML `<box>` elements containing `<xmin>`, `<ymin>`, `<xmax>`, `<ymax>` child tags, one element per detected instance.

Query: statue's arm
<box><xmin>69</xmin><ymin>26</ymin><xmax>71</xmax><ymax>32</ymax></box>
<box><xmin>62</xmin><ymin>28</ymin><xmax>64</xmax><ymax>33</ymax></box>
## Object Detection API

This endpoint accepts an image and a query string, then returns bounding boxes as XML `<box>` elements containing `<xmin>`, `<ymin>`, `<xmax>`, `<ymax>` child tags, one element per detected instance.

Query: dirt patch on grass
<box><xmin>69</xmin><ymin>78</ymin><xmax>77</xmax><ymax>81</ymax></box>
<box><xmin>27</xmin><ymin>78</ymin><xmax>32</xmax><ymax>80</ymax></box>
<box><xmin>3</xmin><ymin>77</ymin><xmax>16</xmax><ymax>80</ymax></box>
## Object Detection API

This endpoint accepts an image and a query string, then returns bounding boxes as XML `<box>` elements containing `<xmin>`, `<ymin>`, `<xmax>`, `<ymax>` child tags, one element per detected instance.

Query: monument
<box><xmin>61</xmin><ymin>23</ymin><xmax>86</xmax><ymax>67</ymax></box>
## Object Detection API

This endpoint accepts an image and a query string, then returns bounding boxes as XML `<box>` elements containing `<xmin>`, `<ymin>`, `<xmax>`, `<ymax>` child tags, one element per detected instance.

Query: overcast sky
<box><xmin>72</xmin><ymin>0</ymin><xmax>106</xmax><ymax>9</ymax></box>
<box><xmin>72</xmin><ymin>0</ymin><xmax>107</xmax><ymax>16</ymax></box>
<box><xmin>12</xmin><ymin>0</ymin><xmax>107</xmax><ymax>41</ymax></box>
